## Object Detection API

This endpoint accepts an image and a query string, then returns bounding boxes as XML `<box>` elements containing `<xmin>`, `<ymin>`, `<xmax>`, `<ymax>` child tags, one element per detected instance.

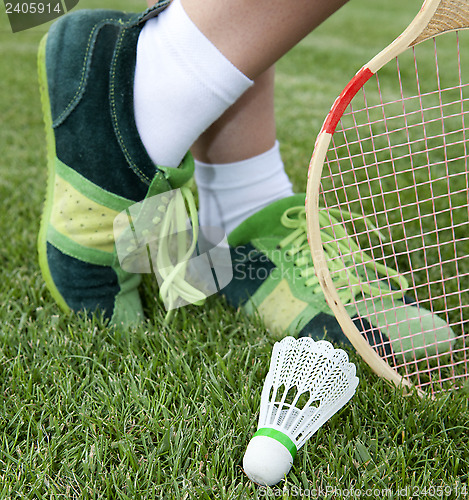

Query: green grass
<box><xmin>0</xmin><ymin>0</ymin><xmax>468</xmax><ymax>498</ymax></box>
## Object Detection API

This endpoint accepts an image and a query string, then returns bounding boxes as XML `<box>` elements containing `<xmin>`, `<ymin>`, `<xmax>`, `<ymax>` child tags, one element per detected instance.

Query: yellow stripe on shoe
<box><xmin>50</xmin><ymin>173</ymin><xmax>120</xmax><ymax>254</ymax></box>
<box><xmin>255</xmin><ymin>279</ymin><xmax>308</xmax><ymax>338</ymax></box>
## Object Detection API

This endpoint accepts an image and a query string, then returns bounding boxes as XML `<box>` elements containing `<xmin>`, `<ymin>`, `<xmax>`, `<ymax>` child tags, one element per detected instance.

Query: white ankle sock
<box><xmin>194</xmin><ymin>141</ymin><xmax>294</xmax><ymax>235</ymax></box>
<box><xmin>134</xmin><ymin>0</ymin><xmax>253</xmax><ymax>168</ymax></box>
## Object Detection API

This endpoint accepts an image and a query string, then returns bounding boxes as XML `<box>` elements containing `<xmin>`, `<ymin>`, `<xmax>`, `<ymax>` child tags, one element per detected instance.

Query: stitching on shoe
<box><xmin>53</xmin><ymin>17</ymin><xmax>127</xmax><ymax>128</ymax></box>
<box><xmin>109</xmin><ymin>27</ymin><xmax>152</xmax><ymax>186</ymax></box>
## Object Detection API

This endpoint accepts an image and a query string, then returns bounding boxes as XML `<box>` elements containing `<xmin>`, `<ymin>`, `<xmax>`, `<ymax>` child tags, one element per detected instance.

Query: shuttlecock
<box><xmin>243</xmin><ymin>336</ymin><xmax>359</xmax><ymax>486</ymax></box>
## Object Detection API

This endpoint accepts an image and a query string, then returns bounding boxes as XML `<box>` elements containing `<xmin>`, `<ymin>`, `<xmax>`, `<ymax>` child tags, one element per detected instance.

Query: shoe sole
<box><xmin>37</xmin><ymin>33</ymin><xmax>70</xmax><ymax>313</ymax></box>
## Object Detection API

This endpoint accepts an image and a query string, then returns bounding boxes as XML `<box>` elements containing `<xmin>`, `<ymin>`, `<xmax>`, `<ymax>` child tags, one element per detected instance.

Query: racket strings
<box><xmin>318</xmin><ymin>31</ymin><xmax>469</xmax><ymax>392</ymax></box>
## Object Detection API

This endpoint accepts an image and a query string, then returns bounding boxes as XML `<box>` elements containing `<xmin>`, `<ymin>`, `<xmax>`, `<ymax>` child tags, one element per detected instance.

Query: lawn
<box><xmin>0</xmin><ymin>0</ymin><xmax>468</xmax><ymax>498</ymax></box>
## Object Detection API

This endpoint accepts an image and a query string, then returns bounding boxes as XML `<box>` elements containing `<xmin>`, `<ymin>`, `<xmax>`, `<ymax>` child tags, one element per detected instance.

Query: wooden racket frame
<box><xmin>306</xmin><ymin>0</ymin><xmax>469</xmax><ymax>392</ymax></box>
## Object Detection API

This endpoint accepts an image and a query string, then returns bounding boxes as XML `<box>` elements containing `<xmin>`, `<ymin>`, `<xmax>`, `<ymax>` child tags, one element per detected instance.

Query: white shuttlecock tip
<box><xmin>243</xmin><ymin>429</ymin><xmax>297</xmax><ymax>486</ymax></box>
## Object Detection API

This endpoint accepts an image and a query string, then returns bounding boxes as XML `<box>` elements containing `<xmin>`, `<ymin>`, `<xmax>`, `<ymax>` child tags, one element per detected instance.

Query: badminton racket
<box><xmin>306</xmin><ymin>0</ymin><xmax>469</xmax><ymax>395</ymax></box>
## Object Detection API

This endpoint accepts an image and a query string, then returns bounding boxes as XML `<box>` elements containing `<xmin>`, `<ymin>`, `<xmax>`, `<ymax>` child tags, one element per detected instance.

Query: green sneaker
<box><xmin>222</xmin><ymin>194</ymin><xmax>456</xmax><ymax>361</ymax></box>
<box><xmin>37</xmin><ymin>1</ymin><xmax>196</xmax><ymax>327</ymax></box>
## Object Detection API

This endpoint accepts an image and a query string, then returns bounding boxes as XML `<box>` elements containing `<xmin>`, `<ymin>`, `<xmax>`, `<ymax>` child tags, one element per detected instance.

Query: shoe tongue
<box><xmin>145</xmin><ymin>153</ymin><xmax>195</xmax><ymax>198</ymax></box>
<box><xmin>138</xmin><ymin>0</ymin><xmax>172</xmax><ymax>23</ymax></box>
<box><xmin>157</xmin><ymin>153</ymin><xmax>195</xmax><ymax>189</ymax></box>
<box><xmin>227</xmin><ymin>194</ymin><xmax>306</xmax><ymax>246</ymax></box>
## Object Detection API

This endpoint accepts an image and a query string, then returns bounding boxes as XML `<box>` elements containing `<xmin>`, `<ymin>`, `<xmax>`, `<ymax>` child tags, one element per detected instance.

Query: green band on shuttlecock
<box><xmin>253</xmin><ymin>428</ymin><xmax>297</xmax><ymax>460</ymax></box>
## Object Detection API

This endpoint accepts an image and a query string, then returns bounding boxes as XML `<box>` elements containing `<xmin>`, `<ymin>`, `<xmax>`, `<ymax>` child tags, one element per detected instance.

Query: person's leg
<box><xmin>146</xmin><ymin>0</ymin><xmax>347</xmax><ymax>73</ymax></box>
<box><xmin>181</xmin><ymin>0</ymin><xmax>348</xmax><ymax>80</ymax></box>
<box><xmin>191</xmin><ymin>66</ymin><xmax>277</xmax><ymax>165</ymax></box>
<box><xmin>192</xmin><ymin>66</ymin><xmax>295</xmax><ymax>234</ymax></box>
<box><xmin>143</xmin><ymin>0</ymin><xmax>276</xmax><ymax>165</ymax></box>
<box><xmin>139</xmin><ymin>0</ymin><xmax>347</xmax><ymax>233</ymax></box>
<box><xmin>146</xmin><ymin>0</ymin><xmax>290</xmax><ymax>234</ymax></box>
<box><xmin>135</xmin><ymin>0</ymin><xmax>348</xmax><ymax>169</ymax></box>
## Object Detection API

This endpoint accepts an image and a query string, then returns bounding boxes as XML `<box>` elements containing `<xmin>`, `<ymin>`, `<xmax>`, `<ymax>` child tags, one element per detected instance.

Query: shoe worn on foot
<box><xmin>221</xmin><ymin>194</ymin><xmax>455</xmax><ymax>361</ymax></box>
<box><xmin>37</xmin><ymin>1</ymin><xmax>195</xmax><ymax>327</ymax></box>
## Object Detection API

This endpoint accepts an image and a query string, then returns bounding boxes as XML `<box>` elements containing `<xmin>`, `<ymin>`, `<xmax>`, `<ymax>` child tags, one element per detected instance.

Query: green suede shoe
<box><xmin>222</xmin><ymin>195</ymin><xmax>455</xmax><ymax>361</ymax></box>
<box><xmin>37</xmin><ymin>1</ymin><xmax>196</xmax><ymax>327</ymax></box>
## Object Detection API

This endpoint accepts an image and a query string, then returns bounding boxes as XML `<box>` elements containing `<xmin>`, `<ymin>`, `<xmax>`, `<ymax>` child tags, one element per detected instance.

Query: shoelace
<box><xmin>278</xmin><ymin>206</ymin><xmax>409</xmax><ymax>305</ymax></box>
<box><xmin>153</xmin><ymin>186</ymin><xmax>207</xmax><ymax>321</ymax></box>
<box><xmin>121</xmin><ymin>186</ymin><xmax>206</xmax><ymax>323</ymax></box>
